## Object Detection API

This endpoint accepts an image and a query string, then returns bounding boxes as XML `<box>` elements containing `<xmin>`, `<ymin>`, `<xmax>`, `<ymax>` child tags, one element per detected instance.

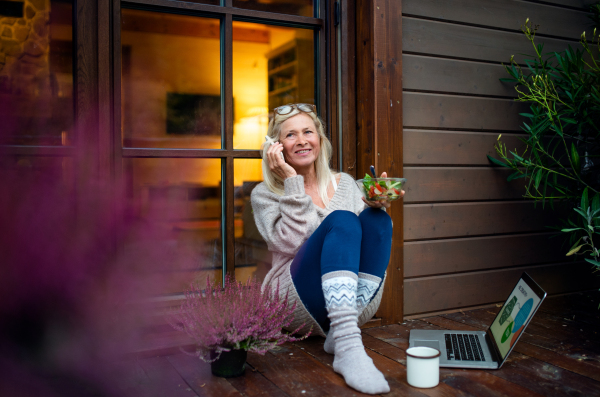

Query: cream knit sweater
<box><xmin>250</xmin><ymin>172</ymin><xmax>385</xmax><ymax>337</ymax></box>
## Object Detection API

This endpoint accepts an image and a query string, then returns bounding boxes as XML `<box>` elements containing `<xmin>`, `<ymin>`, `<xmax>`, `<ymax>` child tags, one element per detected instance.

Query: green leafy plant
<box><xmin>489</xmin><ymin>19</ymin><xmax>600</xmax><ymax>273</ymax></box>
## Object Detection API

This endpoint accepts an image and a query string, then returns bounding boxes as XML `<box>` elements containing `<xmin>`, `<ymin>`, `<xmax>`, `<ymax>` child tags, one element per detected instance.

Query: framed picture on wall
<box><xmin>166</xmin><ymin>93</ymin><xmax>226</xmax><ymax>136</ymax></box>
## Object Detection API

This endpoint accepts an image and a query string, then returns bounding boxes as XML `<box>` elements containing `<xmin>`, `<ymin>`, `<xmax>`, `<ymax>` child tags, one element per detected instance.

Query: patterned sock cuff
<box><xmin>322</xmin><ymin>274</ymin><xmax>357</xmax><ymax>308</ymax></box>
<box><xmin>357</xmin><ymin>273</ymin><xmax>382</xmax><ymax>308</ymax></box>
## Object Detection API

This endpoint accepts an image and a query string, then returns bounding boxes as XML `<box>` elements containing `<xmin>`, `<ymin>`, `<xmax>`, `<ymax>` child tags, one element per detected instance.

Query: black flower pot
<box><xmin>211</xmin><ymin>349</ymin><xmax>247</xmax><ymax>378</ymax></box>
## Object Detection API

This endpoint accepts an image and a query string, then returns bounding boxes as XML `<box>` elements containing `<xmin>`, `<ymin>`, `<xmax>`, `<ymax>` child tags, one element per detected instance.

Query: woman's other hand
<box><xmin>267</xmin><ymin>142</ymin><xmax>297</xmax><ymax>180</ymax></box>
<box><xmin>361</xmin><ymin>171</ymin><xmax>405</xmax><ymax>209</ymax></box>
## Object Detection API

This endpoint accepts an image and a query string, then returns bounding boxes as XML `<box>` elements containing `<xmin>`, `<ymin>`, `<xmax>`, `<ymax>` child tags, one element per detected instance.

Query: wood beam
<box><xmin>356</xmin><ymin>0</ymin><xmax>404</xmax><ymax>324</ymax></box>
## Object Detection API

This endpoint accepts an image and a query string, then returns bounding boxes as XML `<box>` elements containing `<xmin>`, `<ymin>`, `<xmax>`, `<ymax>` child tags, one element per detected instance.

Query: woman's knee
<box><xmin>359</xmin><ymin>208</ymin><xmax>392</xmax><ymax>239</ymax></box>
<box><xmin>324</xmin><ymin>210</ymin><xmax>361</xmax><ymax>236</ymax></box>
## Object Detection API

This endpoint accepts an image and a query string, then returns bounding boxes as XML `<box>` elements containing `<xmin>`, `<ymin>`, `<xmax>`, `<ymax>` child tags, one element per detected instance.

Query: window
<box><xmin>116</xmin><ymin>0</ymin><xmax>327</xmax><ymax>293</ymax></box>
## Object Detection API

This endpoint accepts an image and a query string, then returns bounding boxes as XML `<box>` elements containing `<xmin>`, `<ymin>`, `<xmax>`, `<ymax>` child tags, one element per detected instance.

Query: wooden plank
<box><xmin>528</xmin><ymin>0</ymin><xmax>598</xmax><ymax>10</ymax></box>
<box><xmin>107</xmin><ymin>360</ymin><xmax>154</xmax><ymax>396</ymax></box>
<box><xmin>404</xmin><ymin>233</ymin><xmax>564</xmax><ymax>278</ymax></box>
<box><xmin>403</xmin><ymin>55</ymin><xmax>517</xmax><ymax>98</ymax></box>
<box><xmin>268</xmin><ymin>343</ymin><xmax>365</xmax><ymax>396</ymax></box>
<box><xmin>492</xmin><ymin>351</ymin><xmax>600</xmax><ymax>396</ymax></box>
<box><xmin>404</xmin><ymin>263</ymin><xmax>600</xmax><ymax>315</ymax></box>
<box><xmin>403</xmin><ymin>130</ymin><xmax>526</xmax><ymax>165</ymax></box>
<box><xmin>246</xmin><ymin>344</ymin><xmax>349</xmax><ymax>396</ymax></box>
<box><xmin>403</xmin><ymin>167</ymin><xmax>526</xmax><ymax>203</ymax></box>
<box><xmin>357</xmin><ymin>0</ymin><xmax>405</xmax><ymax>325</ymax></box>
<box><xmin>538</xmin><ymin>290</ymin><xmax>600</xmax><ymax>326</ymax></box>
<box><xmin>340</xmin><ymin>0</ymin><xmax>357</xmax><ymax>176</ymax></box>
<box><xmin>511</xmin><ymin>339</ymin><xmax>600</xmax><ymax>382</ymax></box>
<box><xmin>166</xmin><ymin>353</ymin><xmax>244</xmax><ymax>397</ymax></box>
<box><xmin>404</xmin><ymin>201</ymin><xmax>557</xmax><ymax>240</ymax></box>
<box><xmin>439</xmin><ymin>371</ymin><xmax>545</xmax><ymax>397</ymax></box>
<box><xmin>403</xmin><ymin>17</ymin><xmax>580</xmax><ymax>64</ymax></box>
<box><xmin>402</xmin><ymin>0</ymin><xmax>593</xmax><ymax>40</ymax></box>
<box><xmin>445</xmin><ymin>309</ymin><xmax>600</xmax><ymax>382</ymax></box>
<box><xmin>226</xmin><ymin>362</ymin><xmax>289</xmax><ymax>397</ymax></box>
<box><xmin>403</xmin><ymin>92</ymin><xmax>529</xmax><ymax>131</ymax></box>
<box><xmin>137</xmin><ymin>356</ymin><xmax>201</xmax><ymax>397</ymax></box>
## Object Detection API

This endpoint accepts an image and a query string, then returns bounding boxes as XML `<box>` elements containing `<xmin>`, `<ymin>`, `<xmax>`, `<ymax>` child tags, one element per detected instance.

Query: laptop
<box><xmin>409</xmin><ymin>272</ymin><xmax>547</xmax><ymax>369</ymax></box>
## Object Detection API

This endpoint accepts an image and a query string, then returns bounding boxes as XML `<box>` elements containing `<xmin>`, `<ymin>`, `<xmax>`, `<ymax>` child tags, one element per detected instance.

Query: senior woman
<box><xmin>251</xmin><ymin>103</ymin><xmax>403</xmax><ymax>394</ymax></box>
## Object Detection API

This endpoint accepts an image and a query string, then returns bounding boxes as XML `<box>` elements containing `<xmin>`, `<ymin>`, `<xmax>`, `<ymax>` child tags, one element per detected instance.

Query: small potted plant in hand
<box><xmin>169</xmin><ymin>275</ymin><xmax>310</xmax><ymax>377</ymax></box>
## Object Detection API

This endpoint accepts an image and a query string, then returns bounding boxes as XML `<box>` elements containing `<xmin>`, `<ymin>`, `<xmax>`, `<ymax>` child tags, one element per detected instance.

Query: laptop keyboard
<box><xmin>445</xmin><ymin>334</ymin><xmax>485</xmax><ymax>361</ymax></box>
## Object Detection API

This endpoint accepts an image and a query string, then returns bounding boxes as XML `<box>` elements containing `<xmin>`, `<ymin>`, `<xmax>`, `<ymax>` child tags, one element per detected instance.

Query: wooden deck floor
<box><xmin>115</xmin><ymin>290</ymin><xmax>600</xmax><ymax>397</ymax></box>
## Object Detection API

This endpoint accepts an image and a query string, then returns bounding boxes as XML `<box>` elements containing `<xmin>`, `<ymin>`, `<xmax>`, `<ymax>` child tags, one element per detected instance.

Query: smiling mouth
<box><xmin>296</xmin><ymin>149</ymin><xmax>311</xmax><ymax>154</ymax></box>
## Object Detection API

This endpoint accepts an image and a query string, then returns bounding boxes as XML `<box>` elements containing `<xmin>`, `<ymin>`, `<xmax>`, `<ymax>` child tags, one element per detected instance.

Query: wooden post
<box><xmin>356</xmin><ymin>0</ymin><xmax>404</xmax><ymax>324</ymax></box>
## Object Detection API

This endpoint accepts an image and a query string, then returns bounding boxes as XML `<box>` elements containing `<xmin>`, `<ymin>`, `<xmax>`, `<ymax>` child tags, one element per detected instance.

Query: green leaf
<box><xmin>566</xmin><ymin>244</ymin><xmax>584</xmax><ymax>256</ymax></box>
<box><xmin>561</xmin><ymin>228</ymin><xmax>582</xmax><ymax>232</ymax></box>
<box><xmin>507</xmin><ymin>172</ymin><xmax>527</xmax><ymax>182</ymax></box>
<box><xmin>487</xmin><ymin>155</ymin><xmax>509</xmax><ymax>167</ymax></box>
<box><xmin>571</xmin><ymin>143</ymin><xmax>580</xmax><ymax>175</ymax></box>
<box><xmin>519</xmin><ymin>113</ymin><xmax>535</xmax><ymax>119</ymax></box>
<box><xmin>509</xmin><ymin>151</ymin><xmax>524</xmax><ymax>162</ymax></box>
<box><xmin>585</xmin><ymin>258</ymin><xmax>600</xmax><ymax>268</ymax></box>
<box><xmin>574</xmin><ymin>207</ymin><xmax>588</xmax><ymax>219</ymax></box>
<box><xmin>534</xmin><ymin>169</ymin><xmax>543</xmax><ymax>189</ymax></box>
<box><xmin>581</xmin><ymin>187</ymin><xmax>589</xmax><ymax>213</ymax></box>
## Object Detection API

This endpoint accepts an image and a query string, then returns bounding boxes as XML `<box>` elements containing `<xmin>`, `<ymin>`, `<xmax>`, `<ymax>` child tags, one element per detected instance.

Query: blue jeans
<box><xmin>290</xmin><ymin>209</ymin><xmax>393</xmax><ymax>332</ymax></box>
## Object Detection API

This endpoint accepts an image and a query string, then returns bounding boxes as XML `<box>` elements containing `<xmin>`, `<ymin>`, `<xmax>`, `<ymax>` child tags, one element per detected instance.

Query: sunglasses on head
<box><xmin>273</xmin><ymin>103</ymin><xmax>316</xmax><ymax>116</ymax></box>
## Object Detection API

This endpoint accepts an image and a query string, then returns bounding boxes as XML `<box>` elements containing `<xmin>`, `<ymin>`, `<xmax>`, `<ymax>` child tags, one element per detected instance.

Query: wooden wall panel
<box><xmin>403</xmin><ymin>0</ymin><xmax>592</xmax><ymax>40</ymax></box>
<box><xmin>404</xmin><ymin>233</ymin><xmax>565</xmax><ymax>277</ymax></box>
<box><xmin>404</xmin><ymin>202</ymin><xmax>560</xmax><ymax>240</ymax></box>
<box><xmin>530</xmin><ymin>0</ymin><xmax>597</xmax><ymax>9</ymax></box>
<box><xmin>404</xmin><ymin>263</ymin><xmax>600</xmax><ymax>315</ymax></box>
<box><xmin>403</xmin><ymin>17</ymin><xmax>577</xmax><ymax>63</ymax></box>
<box><xmin>403</xmin><ymin>92</ymin><xmax>529</xmax><ymax>130</ymax></box>
<box><xmin>401</xmin><ymin>0</ymin><xmax>588</xmax><ymax>318</ymax></box>
<box><xmin>403</xmin><ymin>167</ymin><xmax>526</xmax><ymax>202</ymax></box>
<box><xmin>403</xmin><ymin>130</ymin><xmax>526</xmax><ymax>165</ymax></box>
<box><xmin>403</xmin><ymin>55</ymin><xmax>517</xmax><ymax>97</ymax></box>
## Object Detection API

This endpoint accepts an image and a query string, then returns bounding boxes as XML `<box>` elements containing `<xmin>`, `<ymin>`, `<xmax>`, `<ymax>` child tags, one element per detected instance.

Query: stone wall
<box><xmin>0</xmin><ymin>0</ymin><xmax>50</xmax><ymax>96</ymax></box>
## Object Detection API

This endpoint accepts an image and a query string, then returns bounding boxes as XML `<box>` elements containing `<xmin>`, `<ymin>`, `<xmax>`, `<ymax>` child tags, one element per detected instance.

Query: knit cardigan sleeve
<box><xmin>250</xmin><ymin>175</ymin><xmax>320</xmax><ymax>257</ymax></box>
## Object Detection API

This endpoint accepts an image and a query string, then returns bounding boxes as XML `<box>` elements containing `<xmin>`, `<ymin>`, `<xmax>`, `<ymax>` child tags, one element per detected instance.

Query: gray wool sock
<box><xmin>322</xmin><ymin>271</ymin><xmax>390</xmax><ymax>395</ymax></box>
<box><xmin>324</xmin><ymin>272</ymin><xmax>382</xmax><ymax>355</ymax></box>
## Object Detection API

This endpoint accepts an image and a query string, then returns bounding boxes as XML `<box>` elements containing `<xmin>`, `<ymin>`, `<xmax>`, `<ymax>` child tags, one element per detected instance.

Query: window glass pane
<box><xmin>233</xmin><ymin>158</ymin><xmax>269</xmax><ymax>282</ymax></box>
<box><xmin>233</xmin><ymin>0</ymin><xmax>313</xmax><ymax>18</ymax></box>
<box><xmin>122</xmin><ymin>158</ymin><xmax>222</xmax><ymax>295</ymax></box>
<box><xmin>121</xmin><ymin>9</ymin><xmax>221</xmax><ymax>149</ymax></box>
<box><xmin>232</xmin><ymin>22</ymin><xmax>314</xmax><ymax>149</ymax></box>
<box><xmin>0</xmin><ymin>0</ymin><xmax>73</xmax><ymax>146</ymax></box>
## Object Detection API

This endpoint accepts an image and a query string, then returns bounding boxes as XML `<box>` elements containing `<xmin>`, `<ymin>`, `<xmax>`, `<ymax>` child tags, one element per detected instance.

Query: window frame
<box><xmin>111</xmin><ymin>0</ymin><xmax>332</xmax><ymax>283</ymax></box>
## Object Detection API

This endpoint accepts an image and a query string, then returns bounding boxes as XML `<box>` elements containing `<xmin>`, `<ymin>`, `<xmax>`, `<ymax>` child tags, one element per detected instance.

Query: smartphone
<box><xmin>265</xmin><ymin>136</ymin><xmax>284</xmax><ymax>159</ymax></box>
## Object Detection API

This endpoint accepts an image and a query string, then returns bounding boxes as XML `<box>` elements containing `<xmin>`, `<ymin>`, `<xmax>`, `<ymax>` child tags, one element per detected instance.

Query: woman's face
<box><xmin>278</xmin><ymin>113</ymin><xmax>321</xmax><ymax>172</ymax></box>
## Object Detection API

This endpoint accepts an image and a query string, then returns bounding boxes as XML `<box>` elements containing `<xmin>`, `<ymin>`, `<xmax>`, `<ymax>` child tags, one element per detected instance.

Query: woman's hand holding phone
<box><xmin>266</xmin><ymin>138</ymin><xmax>297</xmax><ymax>180</ymax></box>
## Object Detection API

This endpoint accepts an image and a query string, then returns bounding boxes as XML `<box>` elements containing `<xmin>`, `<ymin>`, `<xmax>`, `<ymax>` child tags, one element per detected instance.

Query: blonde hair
<box><xmin>261</xmin><ymin>108</ymin><xmax>334</xmax><ymax>206</ymax></box>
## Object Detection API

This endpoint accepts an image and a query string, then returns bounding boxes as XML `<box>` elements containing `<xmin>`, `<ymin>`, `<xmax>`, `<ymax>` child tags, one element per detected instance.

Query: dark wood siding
<box><xmin>401</xmin><ymin>0</ymin><xmax>599</xmax><ymax>317</ymax></box>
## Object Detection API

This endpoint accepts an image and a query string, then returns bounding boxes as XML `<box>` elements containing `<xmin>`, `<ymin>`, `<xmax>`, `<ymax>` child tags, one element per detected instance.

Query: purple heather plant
<box><xmin>170</xmin><ymin>275</ymin><xmax>311</xmax><ymax>362</ymax></box>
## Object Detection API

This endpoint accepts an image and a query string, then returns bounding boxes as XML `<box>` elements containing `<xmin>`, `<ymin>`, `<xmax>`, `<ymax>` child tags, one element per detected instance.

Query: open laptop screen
<box><xmin>489</xmin><ymin>275</ymin><xmax>545</xmax><ymax>360</ymax></box>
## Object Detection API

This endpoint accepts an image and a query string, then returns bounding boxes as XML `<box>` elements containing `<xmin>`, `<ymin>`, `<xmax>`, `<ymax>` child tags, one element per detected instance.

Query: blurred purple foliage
<box><xmin>0</xmin><ymin>141</ymin><xmax>171</xmax><ymax>396</ymax></box>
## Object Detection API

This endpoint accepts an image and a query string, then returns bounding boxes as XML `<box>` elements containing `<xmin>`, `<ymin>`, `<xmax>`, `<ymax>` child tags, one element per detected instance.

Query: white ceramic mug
<box><xmin>406</xmin><ymin>346</ymin><xmax>440</xmax><ymax>388</ymax></box>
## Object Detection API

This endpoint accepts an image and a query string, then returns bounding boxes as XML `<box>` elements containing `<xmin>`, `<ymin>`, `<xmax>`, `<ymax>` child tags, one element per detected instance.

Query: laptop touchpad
<box><xmin>414</xmin><ymin>340</ymin><xmax>441</xmax><ymax>350</ymax></box>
